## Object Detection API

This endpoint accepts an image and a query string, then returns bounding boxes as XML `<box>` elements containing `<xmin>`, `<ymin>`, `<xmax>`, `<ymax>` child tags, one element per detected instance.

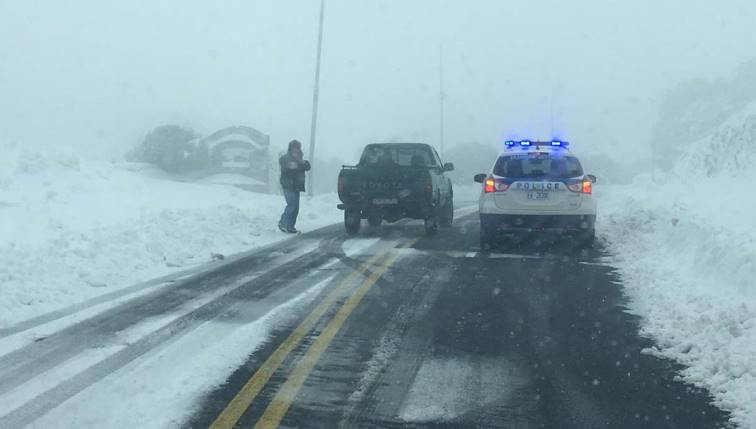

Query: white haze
<box><xmin>2</xmin><ymin>0</ymin><xmax>756</xmax><ymax>162</ymax></box>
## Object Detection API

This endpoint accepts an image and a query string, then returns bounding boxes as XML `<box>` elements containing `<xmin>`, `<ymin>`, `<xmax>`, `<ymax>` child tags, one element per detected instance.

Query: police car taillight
<box><xmin>484</xmin><ymin>178</ymin><xmax>495</xmax><ymax>193</ymax></box>
<box><xmin>581</xmin><ymin>178</ymin><xmax>592</xmax><ymax>194</ymax></box>
<box><xmin>567</xmin><ymin>178</ymin><xmax>592</xmax><ymax>194</ymax></box>
<box><xmin>484</xmin><ymin>178</ymin><xmax>510</xmax><ymax>193</ymax></box>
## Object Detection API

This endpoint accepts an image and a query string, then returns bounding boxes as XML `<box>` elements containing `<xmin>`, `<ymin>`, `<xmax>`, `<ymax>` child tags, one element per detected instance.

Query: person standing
<box><xmin>278</xmin><ymin>140</ymin><xmax>311</xmax><ymax>233</ymax></box>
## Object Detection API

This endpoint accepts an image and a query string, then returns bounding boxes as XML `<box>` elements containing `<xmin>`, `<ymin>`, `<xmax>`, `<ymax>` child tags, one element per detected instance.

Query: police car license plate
<box><xmin>373</xmin><ymin>198</ymin><xmax>398</xmax><ymax>205</ymax></box>
<box><xmin>527</xmin><ymin>192</ymin><xmax>549</xmax><ymax>200</ymax></box>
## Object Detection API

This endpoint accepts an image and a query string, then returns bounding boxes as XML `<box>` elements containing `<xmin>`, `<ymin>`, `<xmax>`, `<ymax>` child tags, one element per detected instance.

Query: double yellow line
<box><xmin>210</xmin><ymin>241</ymin><xmax>412</xmax><ymax>429</ymax></box>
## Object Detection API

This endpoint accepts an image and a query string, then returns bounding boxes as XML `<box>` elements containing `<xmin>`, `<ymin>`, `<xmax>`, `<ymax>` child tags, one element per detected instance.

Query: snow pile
<box><xmin>674</xmin><ymin>100</ymin><xmax>756</xmax><ymax>179</ymax></box>
<box><xmin>199</xmin><ymin>173</ymin><xmax>266</xmax><ymax>186</ymax></box>
<box><xmin>0</xmin><ymin>144</ymin><xmax>340</xmax><ymax>328</ymax></box>
<box><xmin>599</xmin><ymin>103</ymin><xmax>756</xmax><ymax>427</ymax></box>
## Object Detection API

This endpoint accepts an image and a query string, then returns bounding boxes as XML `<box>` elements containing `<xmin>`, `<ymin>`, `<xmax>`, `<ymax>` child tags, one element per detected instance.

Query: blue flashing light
<box><xmin>505</xmin><ymin>139</ymin><xmax>570</xmax><ymax>149</ymax></box>
<box><xmin>550</xmin><ymin>140</ymin><xmax>570</xmax><ymax>148</ymax></box>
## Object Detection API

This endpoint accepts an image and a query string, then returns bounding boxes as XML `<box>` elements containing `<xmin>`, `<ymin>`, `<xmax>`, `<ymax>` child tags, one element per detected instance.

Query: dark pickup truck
<box><xmin>337</xmin><ymin>143</ymin><xmax>454</xmax><ymax>235</ymax></box>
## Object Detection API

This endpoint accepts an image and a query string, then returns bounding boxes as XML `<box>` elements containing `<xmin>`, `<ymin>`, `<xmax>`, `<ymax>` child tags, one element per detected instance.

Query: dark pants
<box><xmin>280</xmin><ymin>189</ymin><xmax>300</xmax><ymax>229</ymax></box>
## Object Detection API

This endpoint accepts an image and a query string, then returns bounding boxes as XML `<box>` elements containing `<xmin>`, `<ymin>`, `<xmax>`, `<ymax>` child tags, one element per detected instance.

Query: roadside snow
<box><xmin>0</xmin><ymin>144</ymin><xmax>340</xmax><ymax>328</ymax></box>
<box><xmin>198</xmin><ymin>173</ymin><xmax>266</xmax><ymax>187</ymax></box>
<box><xmin>598</xmin><ymin>103</ymin><xmax>756</xmax><ymax>428</ymax></box>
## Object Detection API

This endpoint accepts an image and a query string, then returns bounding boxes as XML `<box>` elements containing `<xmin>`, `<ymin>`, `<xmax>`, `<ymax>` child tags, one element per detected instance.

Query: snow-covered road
<box><xmin>0</xmin><ymin>231</ymin><xmax>381</xmax><ymax>428</ymax></box>
<box><xmin>0</xmin><ymin>215</ymin><xmax>731</xmax><ymax>428</ymax></box>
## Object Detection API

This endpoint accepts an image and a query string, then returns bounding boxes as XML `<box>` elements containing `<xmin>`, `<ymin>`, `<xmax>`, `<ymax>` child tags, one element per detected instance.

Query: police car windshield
<box><xmin>494</xmin><ymin>154</ymin><xmax>584</xmax><ymax>179</ymax></box>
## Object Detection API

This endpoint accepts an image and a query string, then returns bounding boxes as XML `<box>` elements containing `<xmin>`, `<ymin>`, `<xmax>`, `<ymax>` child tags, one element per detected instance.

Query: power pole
<box><xmin>439</xmin><ymin>46</ymin><xmax>445</xmax><ymax>157</ymax></box>
<box><xmin>307</xmin><ymin>0</ymin><xmax>325</xmax><ymax>197</ymax></box>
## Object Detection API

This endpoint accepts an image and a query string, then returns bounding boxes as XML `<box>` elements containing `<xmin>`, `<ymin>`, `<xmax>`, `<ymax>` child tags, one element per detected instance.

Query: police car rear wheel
<box><xmin>576</xmin><ymin>229</ymin><xmax>595</xmax><ymax>248</ymax></box>
<box><xmin>480</xmin><ymin>226</ymin><xmax>494</xmax><ymax>250</ymax></box>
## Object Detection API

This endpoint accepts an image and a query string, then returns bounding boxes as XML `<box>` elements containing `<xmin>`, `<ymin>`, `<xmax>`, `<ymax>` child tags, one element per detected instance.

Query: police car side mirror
<box><xmin>443</xmin><ymin>162</ymin><xmax>455</xmax><ymax>172</ymax></box>
<box><xmin>586</xmin><ymin>174</ymin><xmax>597</xmax><ymax>183</ymax></box>
<box><xmin>473</xmin><ymin>174</ymin><xmax>486</xmax><ymax>183</ymax></box>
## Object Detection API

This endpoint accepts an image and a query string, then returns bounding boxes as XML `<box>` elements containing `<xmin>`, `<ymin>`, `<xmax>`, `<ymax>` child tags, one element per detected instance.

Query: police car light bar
<box><xmin>504</xmin><ymin>140</ymin><xmax>569</xmax><ymax>149</ymax></box>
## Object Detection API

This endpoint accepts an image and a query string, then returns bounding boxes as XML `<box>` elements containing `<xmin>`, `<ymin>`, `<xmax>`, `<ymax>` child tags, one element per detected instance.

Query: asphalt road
<box><xmin>186</xmin><ymin>211</ymin><xmax>729</xmax><ymax>429</ymax></box>
<box><xmin>0</xmin><ymin>205</ymin><xmax>730</xmax><ymax>428</ymax></box>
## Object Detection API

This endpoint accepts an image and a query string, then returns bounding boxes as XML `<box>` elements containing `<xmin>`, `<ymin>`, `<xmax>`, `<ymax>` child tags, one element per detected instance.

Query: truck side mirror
<box><xmin>443</xmin><ymin>162</ymin><xmax>455</xmax><ymax>172</ymax></box>
<box><xmin>473</xmin><ymin>174</ymin><xmax>486</xmax><ymax>183</ymax></box>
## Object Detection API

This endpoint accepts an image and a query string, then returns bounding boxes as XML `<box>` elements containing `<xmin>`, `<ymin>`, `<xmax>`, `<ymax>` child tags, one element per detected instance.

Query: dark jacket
<box><xmin>279</xmin><ymin>153</ymin><xmax>311</xmax><ymax>192</ymax></box>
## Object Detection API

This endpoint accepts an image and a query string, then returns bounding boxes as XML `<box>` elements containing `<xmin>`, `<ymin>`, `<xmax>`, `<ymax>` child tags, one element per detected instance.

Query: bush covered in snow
<box><xmin>127</xmin><ymin>125</ymin><xmax>202</xmax><ymax>173</ymax></box>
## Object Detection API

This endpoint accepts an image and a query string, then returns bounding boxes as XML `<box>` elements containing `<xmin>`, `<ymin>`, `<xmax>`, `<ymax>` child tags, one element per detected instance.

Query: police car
<box><xmin>473</xmin><ymin>140</ymin><xmax>597</xmax><ymax>249</ymax></box>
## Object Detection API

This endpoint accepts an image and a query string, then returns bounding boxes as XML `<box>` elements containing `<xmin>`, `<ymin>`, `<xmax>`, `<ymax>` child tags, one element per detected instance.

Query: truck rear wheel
<box><xmin>480</xmin><ymin>234</ymin><xmax>492</xmax><ymax>251</ymax></box>
<box><xmin>345</xmin><ymin>210</ymin><xmax>361</xmax><ymax>236</ymax></box>
<box><xmin>424</xmin><ymin>214</ymin><xmax>438</xmax><ymax>236</ymax></box>
<box><xmin>439</xmin><ymin>201</ymin><xmax>453</xmax><ymax>228</ymax></box>
<box><xmin>367</xmin><ymin>215</ymin><xmax>382</xmax><ymax>228</ymax></box>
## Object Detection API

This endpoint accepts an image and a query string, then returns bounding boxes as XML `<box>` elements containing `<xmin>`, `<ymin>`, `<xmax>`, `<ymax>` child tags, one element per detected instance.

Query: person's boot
<box><xmin>287</xmin><ymin>227</ymin><xmax>300</xmax><ymax>234</ymax></box>
<box><xmin>278</xmin><ymin>222</ymin><xmax>288</xmax><ymax>233</ymax></box>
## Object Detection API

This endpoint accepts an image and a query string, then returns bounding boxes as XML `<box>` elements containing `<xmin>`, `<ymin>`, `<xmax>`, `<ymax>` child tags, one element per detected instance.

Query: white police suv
<box><xmin>473</xmin><ymin>140</ymin><xmax>597</xmax><ymax>249</ymax></box>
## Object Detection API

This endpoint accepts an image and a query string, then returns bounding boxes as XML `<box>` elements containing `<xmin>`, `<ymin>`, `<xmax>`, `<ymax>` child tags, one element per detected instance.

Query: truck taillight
<box><xmin>425</xmin><ymin>180</ymin><xmax>433</xmax><ymax>193</ymax></box>
<box><xmin>484</xmin><ymin>178</ymin><xmax>509</xmax><ymax>193</ymax></box>
<box><xmin>338</xmin><ymin>176</ymin><xmax>345</xmax><ymax>194</ymax></box>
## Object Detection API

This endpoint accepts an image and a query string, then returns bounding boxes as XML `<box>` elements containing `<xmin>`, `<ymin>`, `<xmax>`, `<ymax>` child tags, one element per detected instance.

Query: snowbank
<box><xmin>599</xmin><ymin>103</ymin><xmax>756</xmax><ymax>428</ymax></box>
<box><xmin>198</xmin><ymin>173</ymin><xmax>266</xmax><ymax>187</ymax></box>
<box><xmin>0</xmin><ymin>144</ymin><xmax>340</xmax><ymax>328</ymax></box>
<box><xmin>673</xmin><ymin>100</ymin><xmax>756</xmax><ymax>180</ymax></box>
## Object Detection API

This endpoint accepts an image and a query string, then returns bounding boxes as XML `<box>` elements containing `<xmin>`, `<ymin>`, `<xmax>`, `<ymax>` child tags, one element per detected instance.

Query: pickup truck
<box><xmin>337</xmin><ymin>143</ymin><xmax>454</xmax><ymax>235</ymax></box>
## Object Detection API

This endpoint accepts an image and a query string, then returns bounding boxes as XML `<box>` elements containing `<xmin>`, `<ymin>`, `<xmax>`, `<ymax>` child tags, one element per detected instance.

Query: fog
<box><xmin>2</xmin><ymin>0</ymin><xmax>756</xmax><ymax>163</ymax></box>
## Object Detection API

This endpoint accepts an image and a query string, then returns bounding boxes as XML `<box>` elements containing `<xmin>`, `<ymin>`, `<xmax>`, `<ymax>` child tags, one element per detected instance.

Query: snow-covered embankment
<box><xmin>0</xmin><ymin>145</ymin><xmax>340</xmax><ymax>328</ymax></box>
<box><xmin>599</xmin><ymin>103</ymin><xmax>756</xmax><ymax>428</ymax></box>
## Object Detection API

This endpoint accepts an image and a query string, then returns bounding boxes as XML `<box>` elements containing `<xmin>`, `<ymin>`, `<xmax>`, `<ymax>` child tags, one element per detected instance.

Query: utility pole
<box><xmin>439</xmin><ymin>46</ymin><xmax>445</xmax><ymax>157</ymax></box>
<box><xmin>307</xmin><ymin>0</ymin><xmax>325</xmax><ymax>197</ymax></box>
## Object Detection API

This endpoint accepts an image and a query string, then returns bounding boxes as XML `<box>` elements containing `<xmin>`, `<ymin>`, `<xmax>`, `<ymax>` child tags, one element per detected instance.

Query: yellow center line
<box><xmin>208</xmin><ymin>244</ymin><xmax>401</xmax><ymax>429</ymax></box>
<box><xmin>252</xmin><ymin>239</ymin><xmax>415</xmax><ymax>429</ymax></box>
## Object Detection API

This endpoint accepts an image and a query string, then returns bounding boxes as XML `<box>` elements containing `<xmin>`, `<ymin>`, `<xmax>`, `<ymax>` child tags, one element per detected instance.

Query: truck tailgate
<box><xmin>339</xmin><ymin>166</ymin><xmax>430</xmax><ymax>203</ymax></box>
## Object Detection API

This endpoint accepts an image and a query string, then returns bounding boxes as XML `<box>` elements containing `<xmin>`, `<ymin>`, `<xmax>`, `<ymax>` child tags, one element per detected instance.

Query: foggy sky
<box><xmin>2</xmin><ymin>0</ymin><xmax>756</xmax><ymax>163</ymax></box>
